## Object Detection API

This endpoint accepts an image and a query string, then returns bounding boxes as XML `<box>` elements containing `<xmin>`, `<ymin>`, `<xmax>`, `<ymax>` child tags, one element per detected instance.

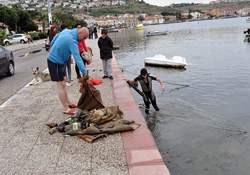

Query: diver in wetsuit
<box><xmin>130</xmin><ymin>68</ymin><xmax>165</xmax><ymax>114</ymax></box>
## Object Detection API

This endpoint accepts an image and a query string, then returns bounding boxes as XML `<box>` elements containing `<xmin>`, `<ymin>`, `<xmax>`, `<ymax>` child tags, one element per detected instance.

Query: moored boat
<box><xmin>146</xmin><ymin>31</ymin><xmax>168</xmax><ymax>37</ymax></box>
<box><xmin>136</xmin><ymin>24</ymin><xmax>144</xmax><ymax>30</ymax></box>
<box><xmin>144</xmin><ymin>54</ymin><xmax>187</xmax><ymax>68</ymax></box>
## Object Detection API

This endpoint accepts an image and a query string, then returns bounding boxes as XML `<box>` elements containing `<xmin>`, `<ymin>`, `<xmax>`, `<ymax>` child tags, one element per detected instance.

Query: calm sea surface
<box><xmin>111</xmin><ymin>17</ymin><xmax>250</xmax><ymax>175</ymax></box>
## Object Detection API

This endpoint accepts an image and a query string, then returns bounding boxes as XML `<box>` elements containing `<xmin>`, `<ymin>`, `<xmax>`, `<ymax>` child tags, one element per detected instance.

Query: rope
<box><xmin>119</xmin><ymin>65</ymin><xmax>190</xmax><ymax>96</ymax></box>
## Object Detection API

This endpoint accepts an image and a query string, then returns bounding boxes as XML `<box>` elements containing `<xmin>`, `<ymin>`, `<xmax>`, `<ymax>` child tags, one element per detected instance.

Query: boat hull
<box><xmin>144</xmin><ymin>59</ymin><xmax>186</xmax><ymax>69</ymax></box>
<box><xmin>244</xmin><ymin>34</ymin><xmax>250</xmax><ymax>42</ymax></box>
<box><xmin>146</xmin><ymin>32</ymin><xmax>168</xmax><ymax>37</ymax></box>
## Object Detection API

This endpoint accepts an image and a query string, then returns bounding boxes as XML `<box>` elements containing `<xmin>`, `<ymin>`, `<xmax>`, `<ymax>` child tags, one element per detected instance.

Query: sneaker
<box><xmin>66</xmin><ymin>82</ymin><xmax>72</xmax><ymax>87</ymax></box>
<box><xmin>154</xmin><ymin>106</ymin><xmax>160</xmax><ymax>111</ymax></box>
<box><xmin>109</xmin><ymin>76</ymin><xmax>114</xmax><ymax>80</ymax></box>
<box><xmin>102</xmin><ymin>75</ymin><xmax>108</xmax><ymax>79</ymax></box>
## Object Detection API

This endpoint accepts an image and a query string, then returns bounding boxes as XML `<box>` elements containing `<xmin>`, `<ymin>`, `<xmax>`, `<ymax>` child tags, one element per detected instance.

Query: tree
<box><xmin>0</xmin><ymin>5</ymin><xmax>38</xmax><ymax>32</ymax></box>
<box><xmin>53</xmin><ymin>11</ymin><xmax>76</xmax><ymax>28</ymax></box>
<box><xmin>38</xmin><ymin>13</ymin><xmax>47</xmax><ymax>33</ymax></box>
<box><xmin>0</xmin><ymin>6</ymin><xmax>18</xmax><ymax>31</ymax></box>
<box><xmin>16</xmin><ymin>9</ymin><xmax>37</xmax><ymax>31</ymax></box>
<box><xmin>176</xmin><ymin>12</ymin><xmax>182</xmax><ymax>20</ymax></box>
<box><xmin>0</xmin><ymin>28</ymin><xmax>6</xmax><ymax>45</ymax></box>
<box><xmin>188</xmin><ymin>9</ymin><xmax>192</xmax><ymax>19</ymax></box>
<box><xmin>53</xmin><ymin>11</ymin><xmax>87</xmax><ymax>28</ymax></box>
<box><xmin>75</xmin><ymin>20</ymin><xmax>88</xmax><ymax>27</ymax></box>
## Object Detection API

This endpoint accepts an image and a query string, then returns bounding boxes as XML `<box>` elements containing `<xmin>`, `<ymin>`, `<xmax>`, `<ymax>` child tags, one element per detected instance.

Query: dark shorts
<box><xmin>47</xmin><ymin>59</ymin><xmax>66</xmax><ymax>82</ymax></box>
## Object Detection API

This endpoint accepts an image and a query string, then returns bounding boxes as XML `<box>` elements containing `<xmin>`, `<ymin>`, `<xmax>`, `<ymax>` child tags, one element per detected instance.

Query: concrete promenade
<box><xmin>0</xmin><ymin>39</ymin><xmax>170</xmax><ymax>175</ymax></box>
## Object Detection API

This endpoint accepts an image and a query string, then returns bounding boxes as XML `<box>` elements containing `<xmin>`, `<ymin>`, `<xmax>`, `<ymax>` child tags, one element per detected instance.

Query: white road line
<box><xmin>0</xmin><ymin>68</ymin><xmax>49</xmax><ymax>109</ymax></box>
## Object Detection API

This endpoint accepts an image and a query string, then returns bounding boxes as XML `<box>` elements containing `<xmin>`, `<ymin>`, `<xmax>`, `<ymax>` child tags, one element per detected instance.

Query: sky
<box><xmin>144</xmin><ymin>0</ymin><xmax>212</xmax><ymax>6</ymax></box>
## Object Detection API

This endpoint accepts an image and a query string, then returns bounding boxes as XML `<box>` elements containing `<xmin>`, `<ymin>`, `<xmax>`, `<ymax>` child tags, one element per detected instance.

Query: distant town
<box><xmin>1</xmin><ymin>0</ymin><xmax>250</xmax><ymax>45</ymax></box>
<box><xmin>1</xmin><ymin>0</ymin><xmax>250</xmax><ymax>28</ymax></box>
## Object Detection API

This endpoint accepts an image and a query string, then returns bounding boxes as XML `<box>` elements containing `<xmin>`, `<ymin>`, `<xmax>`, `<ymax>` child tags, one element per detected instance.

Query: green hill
<box><xmin>89</xmin><ymin>1</ymin><xmax>250</xmax><ymax>17</ymax></box>
<box><xmin>89</xmin><ymin>2</ymin><xmax>166</xmax><ymax>16</ymax></box>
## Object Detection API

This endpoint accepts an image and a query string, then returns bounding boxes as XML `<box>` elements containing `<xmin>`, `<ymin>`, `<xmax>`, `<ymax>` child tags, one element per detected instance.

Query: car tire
<box><xmin>5</xmin><ymin>41</ymin><xmax>10</xmax><ymax>46</ymax></box>
<box><xmin>20</xmin><ymin>40</ymin><xmax>25</xmax><ymax>44</ymax></box>
<box><xmin>7</xmin><ymin>62</ymin><xmax>15</xmax><ymax>76</ymax></box>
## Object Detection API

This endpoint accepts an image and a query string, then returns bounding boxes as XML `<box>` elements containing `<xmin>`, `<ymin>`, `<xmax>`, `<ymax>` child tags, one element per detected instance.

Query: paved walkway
<box><xmin>0</xmin><ymin>39</ymin><xmax>128</xmax><ymax>175</ymax></box>
<box><xmin>0</xmin><ymin>38</ymin><xmax>170</xmax><ymax>175</ymax></box>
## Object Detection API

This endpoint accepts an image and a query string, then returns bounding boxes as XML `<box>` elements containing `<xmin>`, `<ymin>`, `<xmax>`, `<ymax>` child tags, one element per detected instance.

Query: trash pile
<box><xmin>47</xmin><ymin>76</ymin><xmax>140</xmax><ymax>143</ymax></box>
<box><xmin>47</xmin><ymin>106</ymin><xmax>140</xmax><ymax>143</ymax></box>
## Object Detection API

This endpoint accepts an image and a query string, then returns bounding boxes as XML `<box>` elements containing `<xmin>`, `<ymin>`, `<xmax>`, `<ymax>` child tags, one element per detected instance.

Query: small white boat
<box><xmin>144</xmin><ymin>54</ymin><xmax>187</xmax><ymax>68</ymax></box>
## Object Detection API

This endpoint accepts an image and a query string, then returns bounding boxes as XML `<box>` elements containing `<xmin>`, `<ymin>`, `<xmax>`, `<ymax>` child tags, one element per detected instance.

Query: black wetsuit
<box><xmin>134</xmin><ymin>74</ymin><xmax>159</xmax><ymax>114</ymax></box>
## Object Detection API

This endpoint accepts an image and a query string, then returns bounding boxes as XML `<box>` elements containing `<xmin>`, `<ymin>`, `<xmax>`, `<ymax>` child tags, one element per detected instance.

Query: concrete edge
<box><xmin>111</xmin><ymin>57</ymin><xmax>171</xmax><ymax>175</ymax></box>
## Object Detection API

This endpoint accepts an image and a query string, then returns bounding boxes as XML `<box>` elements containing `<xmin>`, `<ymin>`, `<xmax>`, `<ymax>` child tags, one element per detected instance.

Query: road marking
<box><xmin>19</xmin><ymin>49</ymin><xmax>42</xmax><ymax>57</ymax></box>
<box><xmin>0</xmin><ymin>68</ymin><xmax>49</xmax><ymax>109</ymax></box>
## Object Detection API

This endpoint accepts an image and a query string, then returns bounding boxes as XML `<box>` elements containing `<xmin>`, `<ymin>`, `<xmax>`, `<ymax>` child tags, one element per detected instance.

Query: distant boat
<box><xmin>144</xmin><ymin>54</ymin><xmax>187</xmax><ymax>69</ymax></box>
<box><xmin>146</xmin><ymin>31</ymin><xmax>168</xmax><ymax>37</ymax></box>
<box><xmin>136</xmin><ymin>24</ymin><xmax>144</xmax><ymax>30</ymax></box>
<box><xmin>244</xmin><ymin>34</ymin><xmax>250</xmax><ymax>42</ymax></box>
<box><xmin>243</xmin><ymin>28</ymin><xmax>250</xmax><ymax>42</ymax></box>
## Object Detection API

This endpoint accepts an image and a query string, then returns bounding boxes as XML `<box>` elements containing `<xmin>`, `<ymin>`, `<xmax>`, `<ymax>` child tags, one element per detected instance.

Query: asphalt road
<box><xmin>0</xmin><ymin>44</ymin><xmax>48</xmax><ymax>105</ymax></box>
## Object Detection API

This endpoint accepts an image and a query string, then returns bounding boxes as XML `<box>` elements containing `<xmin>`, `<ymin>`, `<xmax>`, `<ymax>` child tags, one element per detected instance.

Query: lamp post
<box><xmin>48</xmin><ymin>0</ymin><xmax>52</xmax><ymax>26</ymax></box>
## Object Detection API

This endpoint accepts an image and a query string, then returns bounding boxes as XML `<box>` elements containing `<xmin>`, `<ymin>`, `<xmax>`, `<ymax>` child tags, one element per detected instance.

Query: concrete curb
<box><xmin>111</xmin><ymin>57</ymin><xmax>171</xmax><ymax>175</ymax></box>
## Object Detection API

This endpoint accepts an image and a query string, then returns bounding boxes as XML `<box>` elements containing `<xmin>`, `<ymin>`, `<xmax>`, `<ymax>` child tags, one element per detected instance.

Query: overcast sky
<box><xmin>144</xmin><ymin>0</ymin><xmax>212</xmax><ymax>6</ymax></box>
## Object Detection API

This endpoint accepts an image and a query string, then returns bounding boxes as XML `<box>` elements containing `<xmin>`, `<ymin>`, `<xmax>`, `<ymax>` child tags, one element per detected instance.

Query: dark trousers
<box><xmin>75</xmin><ymin>61</ymin><xmax>87</xmax><ymax>79</ymax></box>
<box><xmin>143</xmin><ymin>91</ymin><xmax>159</xmax><ymax>114</ymax></box>
<box><xmin>94</xmin><ymin>32</ymin><xmax>98</xmax><ymax>39</ymax></box>
<box><xmin>75</xmin><ymin>64</ymin><xmax>81</xmax><ymax>79</ymax></box>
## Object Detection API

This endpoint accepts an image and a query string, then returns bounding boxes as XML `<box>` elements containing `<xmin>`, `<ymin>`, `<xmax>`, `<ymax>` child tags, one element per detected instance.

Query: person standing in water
<box><xmin>129</xmin><ymin>68</ymin><xmax>165</xmax><ymax>114</ymax></box>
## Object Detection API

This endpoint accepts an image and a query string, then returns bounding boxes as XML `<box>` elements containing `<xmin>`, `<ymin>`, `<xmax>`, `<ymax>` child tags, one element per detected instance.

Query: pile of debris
<box><xmin>47</xmin><ymin>106</ymin><xmax>140</xmax><ymax>143</ymax></box>
<box><xmin>47</xmin><ymin>76</ymin><xmax>140</xmax><ymax>143</ymax></box>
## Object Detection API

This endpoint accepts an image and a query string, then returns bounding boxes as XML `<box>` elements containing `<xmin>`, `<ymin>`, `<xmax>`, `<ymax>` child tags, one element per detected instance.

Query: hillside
<box><xmin>89</xmin><ymin>2</ymin><xmax>165</xmax><ymax>16</ymax></box>
<box><xmin>89</xmin><ymin>1</ymin><xmax>250</xmax><ymax>17</ymax></box>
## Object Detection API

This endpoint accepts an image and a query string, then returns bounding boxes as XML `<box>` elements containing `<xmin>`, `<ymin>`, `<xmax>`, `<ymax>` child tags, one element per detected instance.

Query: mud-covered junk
<box><xmin>77</xmin><ymin>76</ymin><xmax>105</xmax><ymax>112</ymax></box>
<box><xmin>47</xmin><ymin>106</ymin><xmax>140</xmax><ymax>143</ymax></box>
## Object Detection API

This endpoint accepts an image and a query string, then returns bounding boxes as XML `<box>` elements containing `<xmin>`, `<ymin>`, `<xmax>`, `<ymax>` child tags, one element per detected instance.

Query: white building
<box><xmin>190</xmin><ymin>12</ymin><xmax>202</xmax><ymax>19</ymax></box>
<box><xmin>238</xmin><ymin>7</ymin><xmax>250</xmax><ymax>15</ymax></box>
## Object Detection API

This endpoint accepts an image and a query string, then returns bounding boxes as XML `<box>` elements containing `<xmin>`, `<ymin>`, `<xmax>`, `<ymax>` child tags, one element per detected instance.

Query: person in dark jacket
<box><xmin>93</xmin><ymin>26</ymin><xmax>98</xmax><ymax>39</ymax></box>
<box><xmin>131</xmin><ymin>68</ymin><xmax>165</xmax><ymax>114</ymax></box>
<box><xmin>98</xmin><ymin>29</ymin><xmax>114</xmax><ymax>79</ymax></box>
<box><xmin>48</xmin><ymin>24</ymin><xmax>58</xmax><ymax>43</ymax></box>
